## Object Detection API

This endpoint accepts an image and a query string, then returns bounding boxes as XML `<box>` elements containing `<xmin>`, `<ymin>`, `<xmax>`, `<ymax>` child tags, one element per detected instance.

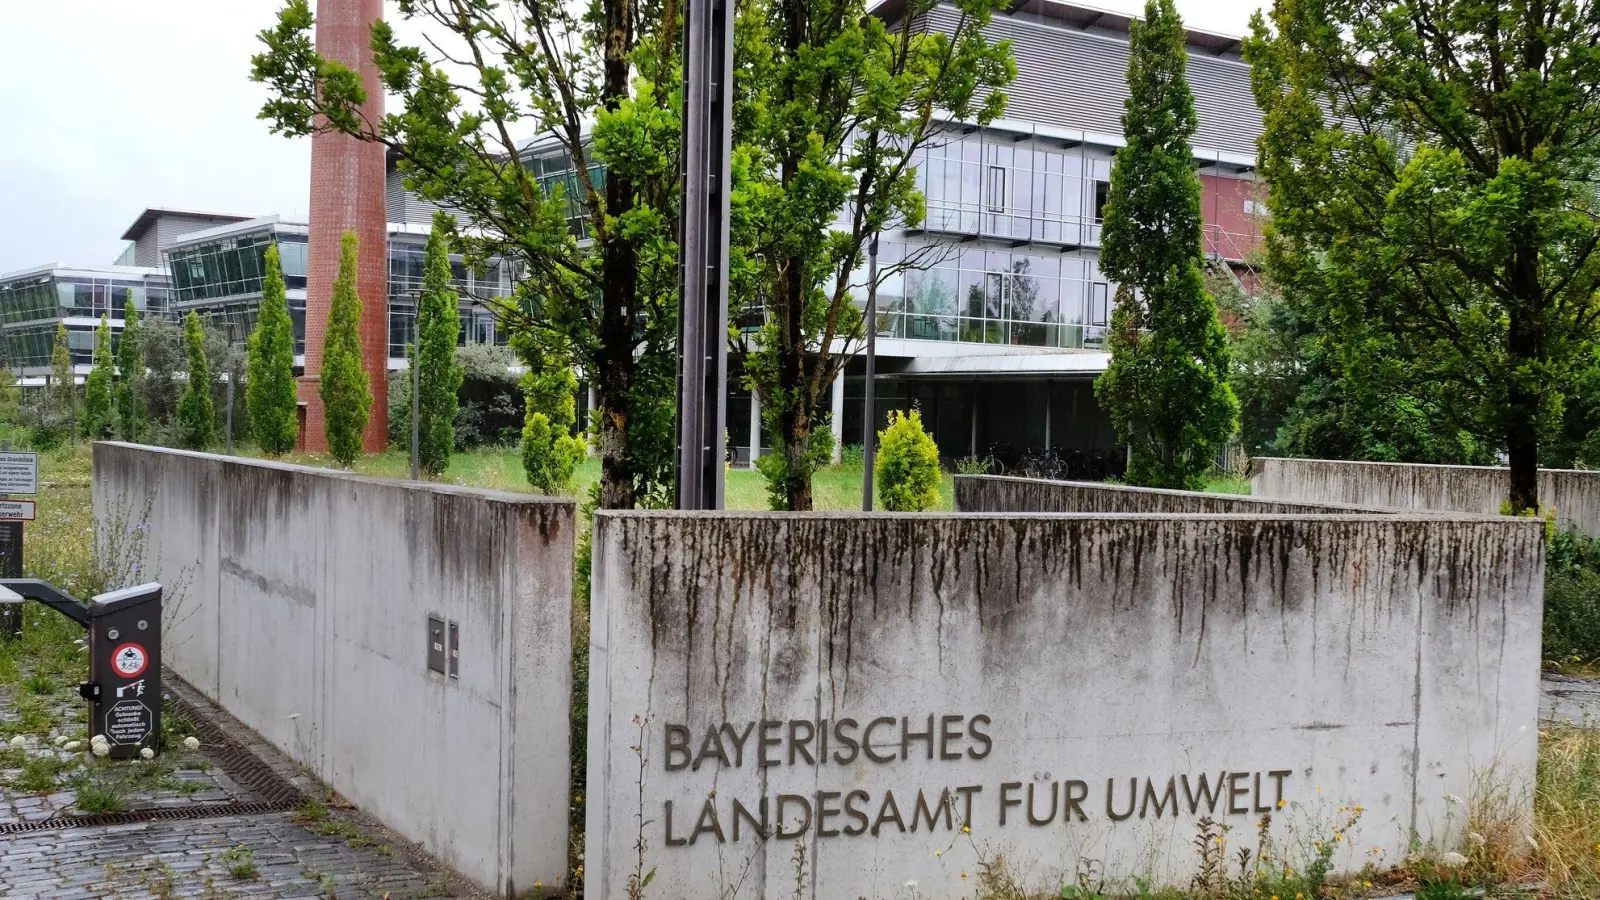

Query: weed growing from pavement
<box><xmin>219</xmin><ymin>843</ymin><xmax>259</xmax><ymax>880</ymax></box>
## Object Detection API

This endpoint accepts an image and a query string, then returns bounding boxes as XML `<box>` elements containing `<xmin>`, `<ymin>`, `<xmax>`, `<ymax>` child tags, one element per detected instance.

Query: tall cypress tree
<box><xmin>416</xmin><ymin>214</ymin><xmax>463</xmax><ymax>477</ymax></box>
<box><xmin>248</xmin><ymin>243</ymin><xmax>300</xmax><ymax>455</ymax></box>
<box><xmin>82</xmin><ymin>315</ymin><xmax>114</xmax><ymax>439</ymax></box>
<box><xmin>321</xmin><ymin>231</ymin><xmax>370</xmax><ymax>466</ymax></box>
<box><xmin>177</xmin><ymin>312</ymin><xmax>215</xmax><ymax>449</ymax></box>
<box><xmin>116</xmin><ymin>291</ymin><xmax>142</xmax><ymax>441</ymax></box>
<box><xmin>49</xmin><ymin>321</ymin><xmax>74</xmax><ymax>440</ymax></box>
<box><xmin>1094</xmin><ymin>0</ymin><xmax>1237</xmax><ymax>489</ymax></box>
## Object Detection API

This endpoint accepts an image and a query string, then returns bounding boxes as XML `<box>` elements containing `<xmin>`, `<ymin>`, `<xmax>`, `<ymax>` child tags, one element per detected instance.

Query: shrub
<box><xmin>1546</xmin><ymin>529</ymin><xmax>1600</xmax><ymax>661</ymax></box>
<box><xmin>875</xmin><ymin>408</ymin><xmax>941</xmax><ymax>512</ymax></box>
<box><xmin>455</xmin><ymin>344</ymin><xmax>523</xmax><ymax>449</ymax></box>
<box><xmin>839</xmin><ymin>443</ymin><xmax>865</xmax><ymax>469</ymax></box>
<box><xmin>521</xmin><ymin>353</ymin><xmax>584</xmax><ymax>495</ymax></box>
<box><xmin>755</xmin><ymin>416</ymin><xmax>835</xmax><ymax>510</ymax></box>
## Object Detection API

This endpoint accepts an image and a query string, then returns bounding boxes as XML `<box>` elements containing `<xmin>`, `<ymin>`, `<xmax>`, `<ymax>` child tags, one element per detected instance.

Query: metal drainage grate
<box><xmin>0</xmin><ymin>801</ymin><xmax>292</xmax><ymax>834</ymax></box>
<box><xmin>165</xmin><ymin>691</ymin><xmax>305</xmax><ymax>807</ymax></box>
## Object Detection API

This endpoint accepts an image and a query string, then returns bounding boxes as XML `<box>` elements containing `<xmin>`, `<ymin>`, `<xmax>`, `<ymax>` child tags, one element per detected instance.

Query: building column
<box><xmin>748</xmin><ymin>389</ymin><xmax>761</xmax><ymax>469</ymax></box>
<box><xmin>830</xmin><ymin>374</ymin><xmax>845</xmax><ymax>465</ymax></box>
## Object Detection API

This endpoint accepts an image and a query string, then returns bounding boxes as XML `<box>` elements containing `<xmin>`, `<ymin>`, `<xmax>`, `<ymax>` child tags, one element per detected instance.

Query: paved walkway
<box><xmin>0</xmin><ymin>678</ymin><xmax>483</xmax><ymax>900</ymax></box>
<box><xmin>1541</xmin><ymin>673</ymin><xmax>1600</xmax><ymax>726</ymax></box>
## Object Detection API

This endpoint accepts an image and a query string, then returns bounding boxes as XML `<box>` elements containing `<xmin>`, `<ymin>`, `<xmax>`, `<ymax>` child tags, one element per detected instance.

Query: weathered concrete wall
<box><xmin>1251</xmin><ymin>457</ymin><xmax>1600</xmax><ymax>535</ymax></box>
<box><xmin>93</xmin><ymin>442</ymin><xmax>573</xmax><ymax>896</ymax></box>
<box><xmin>587</xmin><ymin>511</ymin><xmax>1543</xmax><ymax>899</ymax></box>
<box><xmin>955</xmin><ymin>474</ymin><xmax>1398</xmax><ymax>515</ymax></box>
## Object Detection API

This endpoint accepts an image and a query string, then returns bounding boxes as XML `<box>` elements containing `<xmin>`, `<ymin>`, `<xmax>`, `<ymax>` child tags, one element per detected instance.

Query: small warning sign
<box><xmin>105</xmin><ymin>700</ymin><xmax>153</xmax><ymax>746</ymax></box>
<box><xmin>0</xmin><ymin>500</ymin><xmax>36</xmax><ymax>521</ymax></box>
<box><xmin>111</xmin><ymin>643</ymin><xmax>148</xmax><ymax>678</ymax></box>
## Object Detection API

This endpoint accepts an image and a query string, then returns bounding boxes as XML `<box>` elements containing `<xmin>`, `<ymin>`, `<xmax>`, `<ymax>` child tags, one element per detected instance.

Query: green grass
<box><xmin>252</xmin><ymin>447</ymin><xmax>956</xmax><ymax>511</ymax></box>
<box><xmin>1201</xmin><ymin>474</ymin><xmax>1252</xmax><ymax>495</ymax></box>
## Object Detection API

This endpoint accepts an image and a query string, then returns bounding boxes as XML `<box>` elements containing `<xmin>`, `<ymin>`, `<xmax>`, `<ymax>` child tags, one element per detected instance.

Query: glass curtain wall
<box><xmin>387</xmin><ymin>241</ymin><xmax>512</xmax><ymax>358</ymax></box>
<box><xmin>862</xmin><ymin>242</ymin><xmax>1112</xmax><ymax>348</ymax></box>
<box><xmin>169</xmin><ymin>232</ymin><xmax>307</xmax><ymax>303</ymax></box>
<box><xmin>918</xmin><ymin>132</ymin><xmax>1113</xmax><ymax>246</ymax></box>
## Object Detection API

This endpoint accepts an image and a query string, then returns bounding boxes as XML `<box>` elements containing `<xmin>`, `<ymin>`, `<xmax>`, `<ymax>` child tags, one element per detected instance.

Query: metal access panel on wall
<box><xmin>427</xmin><ymin>615</ymin><xmax>447</xmax><ymax>675</ymax></box>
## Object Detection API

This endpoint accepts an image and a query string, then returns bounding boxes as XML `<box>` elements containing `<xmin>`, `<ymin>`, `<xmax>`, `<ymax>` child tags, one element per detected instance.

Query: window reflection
<box><xmin>869</xmin><ymin>241</ymin><xmax>1113</xmax><ymax>349</ymax></box>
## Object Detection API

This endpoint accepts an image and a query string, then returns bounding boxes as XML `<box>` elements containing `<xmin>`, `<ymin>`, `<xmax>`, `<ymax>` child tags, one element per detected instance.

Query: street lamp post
<box><xmin>861</xmin><ymin>235</ymin><xmax>879</xmax><ymax>511</ymax></box>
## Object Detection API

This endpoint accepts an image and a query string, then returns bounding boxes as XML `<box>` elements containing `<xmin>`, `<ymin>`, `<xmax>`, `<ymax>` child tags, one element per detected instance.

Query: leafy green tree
<box><xmin>731</xmin><ymin>0</ymin><xmax>1014</xmax><ymax>510</ymax></box>
<box><xmin>876</xmin><ymin>408</ymin><xmax>941</xmax><ymax>512</ymax></box>
<box><xmin>1094</xmin><ymin>0</ymin><xmax>1237</xmax><ymax>490</ymax></box>
<box><xmin>520</xmin><ymin>345</ymin><xmax>585</xmax><ymax>495</ymax></box>
<box><xmin>176</xmin><ymin>312</ymin><xmax>215</xmax><ymax>450</ymax></box>
<box><xmin>82</xmin><ymin>315</ymin><xmax>114</xmax><ymax>439</ymax></box>
<box><xmin>252</xmin><ymin>0</ymin><xmax>681</xmax><ymax>508</ymax></box>
<box><xmin>247</xmin><ymin>243</ymin><xmax>299</xmax><ymax>455</ymax></box>
<box><xmin>49</xmin><ymin>321</ymin><xmax>74</xmax><ymax>439</ymax></box>
<box><xmin>320</xmin><ymin>231</ymin><xmax>371</xmax><ymax>466</ymax></box>
<box><xmin>116</xmin><ymin>291</ymin><xmax>142</xmax><ymax>440</ymax></box>
<box><xmin>1218</xmin><ymin>269</ymin><xmax>1488</xmax><ymax>463</ymax></box>
<box><xmin>1245</xmin><ymin>1</ymin><xmax>1600</xmax><ymax>512</ymax></box>
<box><xmin>416</xmin><ymin>214</ymin><xmax>464</xmax><ymax>477</ymax></box>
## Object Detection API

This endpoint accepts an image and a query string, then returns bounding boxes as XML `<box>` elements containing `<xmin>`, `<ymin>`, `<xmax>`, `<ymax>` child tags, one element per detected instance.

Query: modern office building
<box><xmin>0</xmin><ymin>209</ymin><xmax>247</xmax><ymax>379</ymax></box>
<box><xmin>809</xmin><ymin>0</ymin><xmax>1265</xmax><ymax>469</ymax></box>
<box><xmin>164</xmin><ymin>213</ymin><xmax>513</xmax><ymax>368</ymax></box>
<box><xmin>521</xmin><ymin>1</ymin><xmax>1266</xmax><ymax>467</ymax></box>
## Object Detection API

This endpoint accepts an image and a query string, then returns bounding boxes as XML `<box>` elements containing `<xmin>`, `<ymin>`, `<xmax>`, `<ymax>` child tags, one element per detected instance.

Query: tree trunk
<box><xmin>776</xmin><ymin>250</ymin><xmax>815</xmax><ymax>511</ymax></box>
<box><xmin>780</xmin><ymin>404</ymin><xmax>814</xmax><ymax>511</ymax></box>
<box><xmin>1505</xmin><ymin>256</ymin><xmax>1542</xmax><ymax>515</ymax></box>
<box><xmin>1506</xmin><ymin>424</ymin><xmax>1539</xmax><ymax>515</ymax></box>
<box><xmin>592</xmin><ymin>6</ymin><xmax>639</xmax><ymax>511</ymax></box>
<box><xmin>595</xmin><ymin>238</ymin><xmax>637</xmax><ymax>510</ymax></box>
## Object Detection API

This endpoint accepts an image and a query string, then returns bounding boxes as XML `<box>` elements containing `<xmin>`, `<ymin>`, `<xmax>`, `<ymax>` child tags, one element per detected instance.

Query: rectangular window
<box><xmin>1090</xmin><ymin>282</ymin><xmax>1110</xmax><ymax>326</ymax></box>
<box><xmin>1093</xmin><ymin>181</ymin><xmax>1111</xmax><ymax>221</ymax></box>
<box><xmin>987</xmin><ymin>166</ymin><xmax>1006</xmax><ymax>213</ymax></box>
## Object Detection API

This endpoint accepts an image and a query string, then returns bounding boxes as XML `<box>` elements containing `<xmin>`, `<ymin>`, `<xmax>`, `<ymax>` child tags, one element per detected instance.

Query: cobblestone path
<box><xmin>0</xmin><ymin>680</ymin><xmax>479</xmax><ymax>900</ymax></box>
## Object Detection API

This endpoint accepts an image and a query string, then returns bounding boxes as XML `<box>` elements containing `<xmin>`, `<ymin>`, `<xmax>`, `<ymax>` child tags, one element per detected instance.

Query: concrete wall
<box><xmin>1251</xmin><ymin>457</ymin><xmax>1600</xmax><ymax>535</ymax></box>
<box><xmin>587</xmin><ymin>511</ymin><xmax>1543</xmax><ymax>899</ymax></box>
<box><xmin>955</xmin><ymin>474</ymin><xmax>1400</xmax><ymax>515</ymax></box>
<box><xmin>93</xmin><ymin>443</ymin><xmax>573</xmax><ymax>896</ymax></box>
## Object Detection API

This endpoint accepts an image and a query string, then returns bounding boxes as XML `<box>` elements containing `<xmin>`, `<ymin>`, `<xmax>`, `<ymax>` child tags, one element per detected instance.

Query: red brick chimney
<box><xmin>300</xmin><ymin>0</ymin><xmax>388</xmax><ymax>453</ymax></box>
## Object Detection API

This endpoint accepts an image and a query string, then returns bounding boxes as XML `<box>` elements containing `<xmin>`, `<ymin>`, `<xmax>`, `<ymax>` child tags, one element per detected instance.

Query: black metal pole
<box><xmin>861</xmin><ymin>235</ymin><xmax>879</xmax><ymax>511</ymax></box>
<box><xmin>675</xmin><ymin>0</ymin><xmax>734</xmax><ymax>510</ymax></box>
<box><xmin>410</xmin><ymin>343</ymin><xmax>420</xmax><ymax>480</ymax></box>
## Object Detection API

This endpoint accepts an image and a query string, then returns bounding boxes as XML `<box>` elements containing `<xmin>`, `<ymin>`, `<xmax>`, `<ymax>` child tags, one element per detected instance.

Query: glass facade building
<box><xmin>384</xmin><ymin>234</ymin><xmax>510</xmax><ymax>358</ymax></box>
<box><xmin>164</xmin><ymin>217</ymin><xmax>513</xmax><ymax>364</ymax></box>
<box><xmin>917</xmin><ymin>132</ymin><xmax>1114</xmax><ymax>248</ymax></box>
<box><xmin>169</xmin><ymin>223</ymin><xmax>309</xmax><ymax>351</ymax></box>
<box><xmin>0</xmin><ymin>265</ymin><xmax>169</xmax><ymax>371</ymax></box>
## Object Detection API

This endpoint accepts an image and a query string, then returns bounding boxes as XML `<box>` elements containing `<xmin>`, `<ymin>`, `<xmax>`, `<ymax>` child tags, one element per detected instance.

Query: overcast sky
<box><xmin>0</xmin><ymin>0</ymin><xmax>1265</xmax><ymax>274</ymax></box>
